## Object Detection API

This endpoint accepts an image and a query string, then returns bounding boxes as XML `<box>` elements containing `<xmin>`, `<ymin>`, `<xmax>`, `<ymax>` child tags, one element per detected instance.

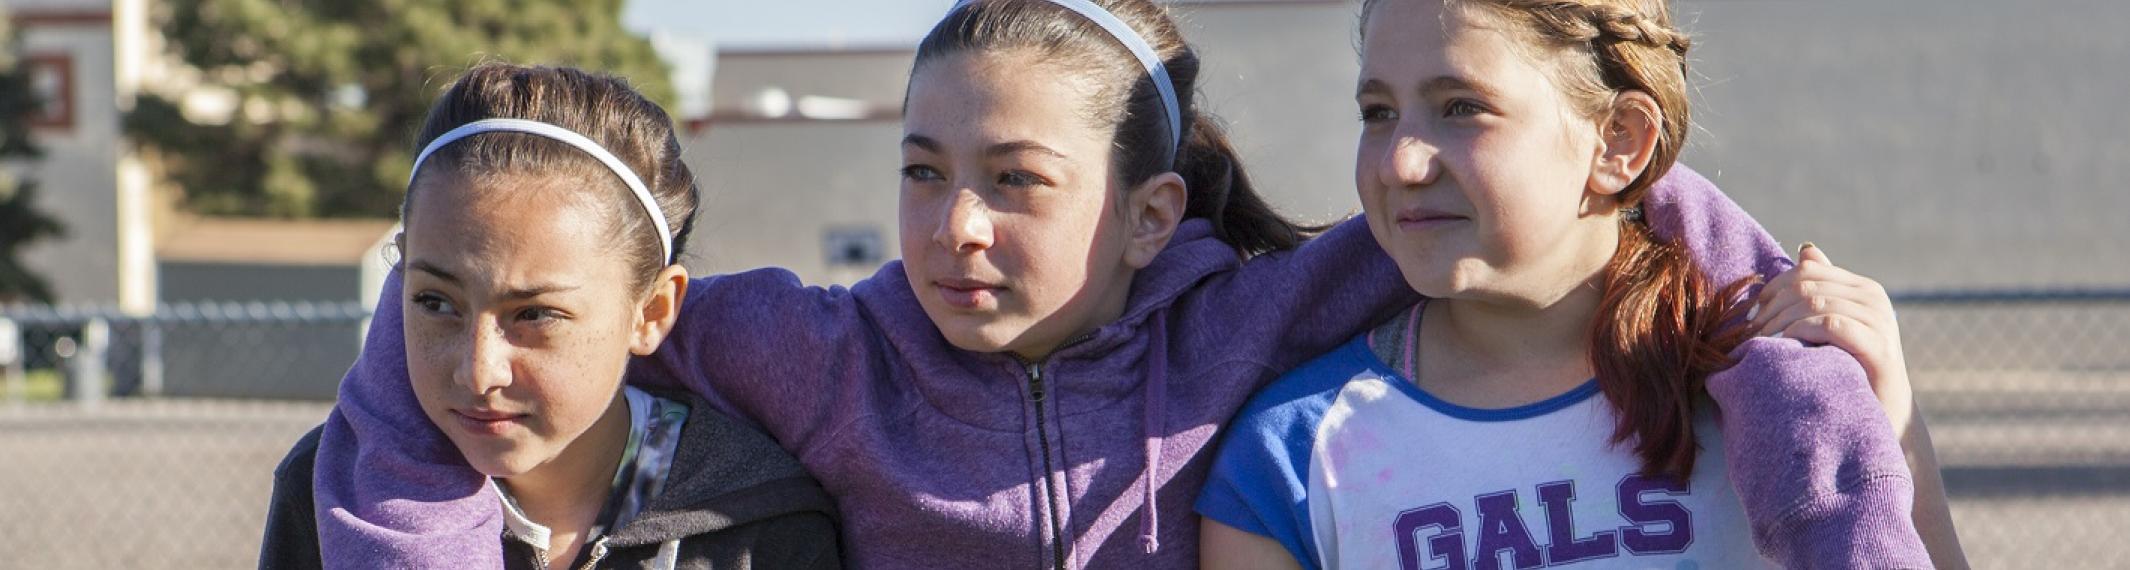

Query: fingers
<box><xmin>1751</xmin><ymin>280</ymin><xmax>1886</xmax><ymax>332</ymax></box>
<box><xmin>1756</xmin><ymin>291</ymin><xmax>1890</xmax><ymax>340</ymax></box>
<box><xmin>1798</xmin><ymin>241</ymin><xmax>1830</xmax><ymax>265</ymax></box>
<box><xmin>1776</xmin><ymin>314</ymin><xmax>1900</xmax><ymax>393</ymax></box>
<box><xmin>1751</xmin><ymin>244</ymin><xmax>1892</xmax><ymax>329</ymax></box>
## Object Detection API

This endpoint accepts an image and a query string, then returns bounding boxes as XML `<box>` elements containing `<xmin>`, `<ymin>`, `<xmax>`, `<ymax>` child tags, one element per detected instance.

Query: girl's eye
<box><xmin>412</xmin><ymin>293</ymin><xmax>457</xmax><ymax>316</ymax></box>
<box><xmin>515</xmin><ymin>307</ymin><xmax>564</xmax><ymax>324</ymax></box>
<box><xmin>996</xmin><ymin>171</ymin><xmax>1045</xmax><ymax>188</ymax></box>
<box><xmin>1359</xmin><ymin>104</ymin><xmax>1398</xmax><ymax>123</ymax></box>
<box><xmin>1443</xmin><ymin>99</ymin><xmax>1487</xmax><ymax>118</ymax></box>
<box><xmin>900</xmin><ymin>164</ymin><xmax>944</xmax><ymax>182</ymax></box>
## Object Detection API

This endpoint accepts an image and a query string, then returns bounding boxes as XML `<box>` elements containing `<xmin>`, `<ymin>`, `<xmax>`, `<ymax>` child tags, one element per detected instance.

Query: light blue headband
<box><xmin>410</xmin><ymin>118</ymin><xmax>674</xmax><ymax>263</ymax></box>
<box><xmin>950</xmin><ymin>0</ymin><xmax>1182</xmax><ymax>161</ymax></box>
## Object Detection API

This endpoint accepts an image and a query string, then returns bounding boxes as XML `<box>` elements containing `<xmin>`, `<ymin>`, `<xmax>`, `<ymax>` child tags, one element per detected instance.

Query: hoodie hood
<box><xmin>602</xmin><ymin>389</ymin><xmax>839</xmax><ymax>549</ymax></box>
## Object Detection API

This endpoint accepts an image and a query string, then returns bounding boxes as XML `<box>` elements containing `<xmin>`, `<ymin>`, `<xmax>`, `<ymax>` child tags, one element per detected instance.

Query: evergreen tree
<box><xmin>129</xmin><ymin>0</ymin><xmax>675</xmax><ymax>218</ymax></box>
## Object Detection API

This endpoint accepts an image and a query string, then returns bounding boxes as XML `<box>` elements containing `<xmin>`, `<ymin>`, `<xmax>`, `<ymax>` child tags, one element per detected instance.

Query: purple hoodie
<box><xmin>310</xmin><ymin>166</ymin><xmax>1926</xmax><ymax>568</ymax></box>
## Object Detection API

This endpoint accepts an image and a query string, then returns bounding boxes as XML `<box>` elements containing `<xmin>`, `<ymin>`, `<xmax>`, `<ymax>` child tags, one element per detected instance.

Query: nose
<box><xmin>932</xmin><ymin>188</ymin><xmax>995</xmax><ymax>255</ymax></box>
<box><xmin>1378</xmin><ymin>126</ymin><xmax>1440</xmax><ymax>190</ymax></box>
<box><xmin>455</xmin><ymin>318</ymin><xmax>513</xmax><ymax>395</ymax></box>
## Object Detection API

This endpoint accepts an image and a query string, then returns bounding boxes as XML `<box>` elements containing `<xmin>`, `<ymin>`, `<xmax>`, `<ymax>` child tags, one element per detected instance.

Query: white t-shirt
<box><xmin>1198</xmin><ymin>337</ymin><xmax>1776</xmax><ymax>569</ymax></box>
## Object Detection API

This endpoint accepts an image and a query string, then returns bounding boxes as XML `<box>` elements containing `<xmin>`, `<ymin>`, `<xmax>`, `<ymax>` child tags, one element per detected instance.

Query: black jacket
<box><xmin>260</xmin><ymin>390</ymin><xmax>842</xmax><ymax>569</ymax></box>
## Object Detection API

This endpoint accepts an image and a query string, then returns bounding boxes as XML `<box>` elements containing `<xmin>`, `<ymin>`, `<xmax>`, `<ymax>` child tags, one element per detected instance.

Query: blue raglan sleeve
<box><xmin>1196</xmin><ymin>346</ymin><xmax>1364</xmax><ymax>570</ymax></box>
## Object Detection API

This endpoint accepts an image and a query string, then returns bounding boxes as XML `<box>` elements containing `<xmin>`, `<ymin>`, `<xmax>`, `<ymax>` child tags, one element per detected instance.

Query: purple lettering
<box><xmin>1394</xmin><ymin>502</ymin><xmax>1467</xmax><ymax>570</ymax></box>
<box><xmin>1473</xmin><ymin>491</ymin><xmax>1544</xmax><ymax>570</ymax></box>
<box><xmin>1536</xmin><ymin>480</ymin><xmax>1618</xmax><ymax>565</ymax></box>
<box><xmin>1616</xmin><ymin>475</ymin><xmax>1694</xmax><ymax>554</ymax></box>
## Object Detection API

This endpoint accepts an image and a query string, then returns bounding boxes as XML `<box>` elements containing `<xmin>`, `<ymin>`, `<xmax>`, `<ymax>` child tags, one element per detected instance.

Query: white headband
<box><xmin>951</xmin><ymin>0</ymin><xmax>1182</xmax><ymax>162</ymax></box>
<box><xmin>409</xmin><ymin>118</ymin><xmax>674</xmax><ymax>263</ymax></box>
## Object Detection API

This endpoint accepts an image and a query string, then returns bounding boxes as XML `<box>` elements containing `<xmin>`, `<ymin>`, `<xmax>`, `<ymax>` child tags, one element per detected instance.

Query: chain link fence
<box><xmin>1890</xmin><ymin>289</ymin><xmax>2130</xmax><ymax>568</ymax></box>
<box><xmin>1</xmin><ymin>292</ymin><xmax>2126</xmax><ymax>568</ymax></box>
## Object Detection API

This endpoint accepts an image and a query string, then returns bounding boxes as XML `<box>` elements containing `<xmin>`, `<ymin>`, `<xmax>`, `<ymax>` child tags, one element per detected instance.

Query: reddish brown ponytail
<box><xmin>1590</xmin><ymin>222</ymin><xmax>1756</xmax><ymax>479</ymax></box>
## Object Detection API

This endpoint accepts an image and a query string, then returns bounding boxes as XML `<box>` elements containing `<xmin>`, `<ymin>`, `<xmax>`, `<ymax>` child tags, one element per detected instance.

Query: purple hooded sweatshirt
<box><xmin>309</xmin><ymin>166</ymin><xmax>1926</xmax><ymax>568</ymax></box>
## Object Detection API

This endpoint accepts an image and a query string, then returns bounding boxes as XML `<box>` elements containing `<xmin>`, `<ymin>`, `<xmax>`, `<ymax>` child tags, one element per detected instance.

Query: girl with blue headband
<box><xmin>298</xmin><ymin>1</ymin><xmax>1928</xmax><ymax>567</ymax></box>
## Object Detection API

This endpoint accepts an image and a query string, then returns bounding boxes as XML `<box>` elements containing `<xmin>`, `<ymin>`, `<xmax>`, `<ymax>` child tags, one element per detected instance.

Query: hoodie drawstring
<box><xmin>1139</xmin><ymin>315</ymin><xmax>1170</xmax><ymax>554</ymax></box>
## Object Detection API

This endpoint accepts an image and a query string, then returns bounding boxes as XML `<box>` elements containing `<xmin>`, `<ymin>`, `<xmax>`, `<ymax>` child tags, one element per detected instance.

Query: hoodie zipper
<box><xmin>574</xmin><ymin>538</ymin><xmax>610</xmax><ymax>570</ymax></box>
<box><xmin>1026</xmin><ymin>361</ymin><xmax>1070</xmax><ymax>570</ymax></box>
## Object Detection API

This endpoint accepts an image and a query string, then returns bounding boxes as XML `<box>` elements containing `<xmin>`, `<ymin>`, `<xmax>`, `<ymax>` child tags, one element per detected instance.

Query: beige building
<box><xmin>6</xmin><ymin>0</ymin><xmax>156</xmax><ymax>308</ymax></box>
<box><xmin>680</xmin><ymin>0</ymin><xmax>2128</xmax><ymax>291</ymax></box>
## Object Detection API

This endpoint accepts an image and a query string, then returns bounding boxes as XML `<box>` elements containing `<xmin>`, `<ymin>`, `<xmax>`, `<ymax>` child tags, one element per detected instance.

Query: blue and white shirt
<box><xmin>1197</xmin><ymin>337</ymin><xmax>1774</xmax><ymax>569</ymax></box>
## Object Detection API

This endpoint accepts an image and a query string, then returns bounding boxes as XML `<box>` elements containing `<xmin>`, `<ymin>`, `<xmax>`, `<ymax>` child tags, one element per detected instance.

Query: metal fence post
<box><xmin>141</xmin><ymin>320</ymin><xmax>164</xmax><ymax>398</ymax></box>
<box><xmin>1</xmin><ymin>317</ymin><xmax>21</xmax><ymax>405</ymax></box>
<box><xmin>72</xmin><ymin>318</ymin><xmax>110</xmax><ymax>408</ymax></box>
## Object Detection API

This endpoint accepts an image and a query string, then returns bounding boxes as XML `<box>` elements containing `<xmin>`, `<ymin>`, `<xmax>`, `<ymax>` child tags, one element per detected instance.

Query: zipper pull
<box><xmin>1026</xmin><ymin>363</ymin><xmax>1046</xmax><ymax>402</ymax></box>
<box><xmin>576</xmin><ymin>538</ymin><xmax>610</xmax><ymax>570</ymax></box>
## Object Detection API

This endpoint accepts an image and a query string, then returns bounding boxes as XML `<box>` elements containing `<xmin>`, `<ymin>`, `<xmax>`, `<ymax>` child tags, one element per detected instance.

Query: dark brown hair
<box><xmin>405</xmin><ymin>63</ymin><xmax>699</xmax><ymax>290</ymax></box>
<box><xmin>915</xmin><ymin>0</ymin><xmax>1319</xmax><ymax>257</ymax></box>
<box><xmin>1364</xmin><ymin>0</ymin><xmax>1752</xmax><ymax>480</ymax></box>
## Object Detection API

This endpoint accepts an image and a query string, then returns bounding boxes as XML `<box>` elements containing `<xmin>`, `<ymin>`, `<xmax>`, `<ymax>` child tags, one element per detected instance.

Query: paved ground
<box><xmin>2</xmin><ymin>367</ymin><xmax>2126</xmax><ymax>568</ymax></box>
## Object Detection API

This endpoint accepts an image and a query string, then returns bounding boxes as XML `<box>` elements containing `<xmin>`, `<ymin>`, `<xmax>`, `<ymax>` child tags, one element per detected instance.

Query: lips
<box><xmin>451</xmin><ymin>408</ymin><xmax>528</xmax><ymax>436</ymax></box>
<box><xmin>1395</xmin><ymin>206</ymin><xmax>1468</xmax><ymax>231</ymax></box>
<box><xmin>934</xmin><ymin>277</ymin><xmax>1005</xmax><ymax>310</ymax></box>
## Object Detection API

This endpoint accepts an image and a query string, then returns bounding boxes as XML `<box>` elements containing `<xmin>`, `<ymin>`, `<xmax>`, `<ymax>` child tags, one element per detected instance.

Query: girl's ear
<box><xmin>1123</xmin><ymin>171</ymin><xmax>1187</xmax><ymax>269</ymax></box>
<box><xmin>1588</xmin><ymin>91</ymin><xmax>1664</xmax><ymax>197</ymax></box>
<box><xmin>629</xmin><ymin>264</ymin><xmax>690</xmax><ymax>356</ymax></box>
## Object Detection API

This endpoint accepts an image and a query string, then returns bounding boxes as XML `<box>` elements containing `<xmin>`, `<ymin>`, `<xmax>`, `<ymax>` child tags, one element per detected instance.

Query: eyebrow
<box><xmin>409</xmin><ymin>260</ymin><xmax>461</xmax><ymax>284</ymax></box>
<box><xmin>408</xmin><ymin>259</ymin><xmax>580</xmax><ymax>300</ymax></box>
<box><xmin>1355</xmin><ymin>75</ymin><xmax>1504</xmax><ymax>100</ymax></box>
<box><xmin>1422</xmin><ymin>75</ymin><xmax>1502</xmax><ymax>99</ymax></box>
<box><xmin>902</xmin><ymin>134</ymin><xmax>1069</xmax><ymax>160</ymax></box>
<box><xmin>1356</xmin><ymin>78</ymin><xmax>1392</xmax><ymax>99</ymax></box>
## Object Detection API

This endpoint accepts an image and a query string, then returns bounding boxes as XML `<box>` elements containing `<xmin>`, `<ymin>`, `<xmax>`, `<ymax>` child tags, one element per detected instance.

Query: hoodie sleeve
<box><xmin>311</xmin><ymin>268</ymin><xmax>870</xmax><ymax>568</ymax></box>
<box><xmin>311</xmin><ymin>273</ymin><xmax>504</xmax><ymax>569</ymax></box>
<box><xmin>624</xmin><ymin>267</ymin><xmax>878</xmax><ymax>450</ymax></box>
<box><xmin>1647</xmin><ymin>167</ymin><xmax>1930</xmax><ymax>566</ymax></box>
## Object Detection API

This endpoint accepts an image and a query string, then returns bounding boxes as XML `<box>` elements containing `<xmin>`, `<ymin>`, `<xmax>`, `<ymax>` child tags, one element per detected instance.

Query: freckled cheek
<box><xmin>402</xmin><ymin>325</ymin><xmax>462</xmax><ymax>402</ymax></box>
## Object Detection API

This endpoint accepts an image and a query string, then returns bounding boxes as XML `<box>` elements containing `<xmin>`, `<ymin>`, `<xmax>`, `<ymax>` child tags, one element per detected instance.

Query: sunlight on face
<box><xmin>400</xmin><ymin>171</ymin><xmax>643</xmax><ymax>478</ymax></box>
<box><xmin>898</xmin><ymin>50</ymin><xmax>1139</xmax><ymax>360</ymax></box>
<box><xmin>1354</xmin><ymin>0</ymin><xmax>1622</xmax><ymax>308</ymax></box>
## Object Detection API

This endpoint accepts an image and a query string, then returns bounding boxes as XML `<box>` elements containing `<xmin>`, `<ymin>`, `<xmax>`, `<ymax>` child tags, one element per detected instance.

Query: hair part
<box><xmin>1364</xmin><ymin>0</ymin><xmax>1747</xmax><ymax>480</ymax></box>
<box><xmin>915</xmin><ymin>0</ymin><xmax>1321</xmax><ymax>257</ymax></box>
<box><xmin>404</xmin><ymin>63</ymin><xmax>700</xmax><ymax>292</ymax></box>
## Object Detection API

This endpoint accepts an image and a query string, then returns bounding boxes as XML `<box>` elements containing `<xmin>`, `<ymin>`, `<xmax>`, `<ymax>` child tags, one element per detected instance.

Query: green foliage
<box><xmin>131</xmin><ymin>0</ymin><xmax>676</xmax><ymax>218</ymax></box>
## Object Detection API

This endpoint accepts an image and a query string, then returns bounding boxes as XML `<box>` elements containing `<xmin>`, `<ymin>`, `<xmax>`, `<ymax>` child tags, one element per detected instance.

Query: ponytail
<box><xmin>1174</xmin><ymin>114</ymin><xmax>1324</xmax><ymax>257</ymax></box>
<box><xmin>1590</xmin><ymin>220</ymin><xmax>1756</xmax><ymax>480</ymax></box>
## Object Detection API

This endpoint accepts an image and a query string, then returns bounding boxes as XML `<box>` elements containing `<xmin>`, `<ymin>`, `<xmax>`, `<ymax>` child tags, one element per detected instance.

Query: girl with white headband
<box><xmin>302</xmin><ymin>1</ymin><xmax>1922</xmax><ymax>567</ymax></box>
<box><xmin>260</xmin><ymin>63</ymin><xmax>841</xmax><ymax>569</ymax></box>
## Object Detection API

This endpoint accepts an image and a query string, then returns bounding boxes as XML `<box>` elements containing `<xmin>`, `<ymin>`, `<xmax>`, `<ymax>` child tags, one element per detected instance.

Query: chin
<box><xmin>936</xmin><ymin>322</ymin><xmax>1018</xmax><ymax>354</ymax></box>
<box><xmin>441</xmin><ymin>433</ymin><xmax>540</xmax><ymax>479</ymax></box>
<box><xmin>463</xmin><ymin>448</ymin><xmax>544</xmax><ymax>479</ymax></box>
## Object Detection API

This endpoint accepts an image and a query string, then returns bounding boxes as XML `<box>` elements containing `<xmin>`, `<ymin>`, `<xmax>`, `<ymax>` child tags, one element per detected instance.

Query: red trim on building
<box><xmin>11</xmin><ymin>9</ymin><xmax>114</xmax><ymax>27</ymax></box>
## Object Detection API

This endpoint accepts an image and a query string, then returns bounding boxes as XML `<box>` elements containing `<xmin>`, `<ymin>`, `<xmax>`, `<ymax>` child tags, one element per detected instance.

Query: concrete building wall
<box><xmin>11</xmin><ymin>2</ymin><xmax>123</xmax><ymax>303</ymax></box>
<box><xmin>1171</xmin><ymin>0</ymin><xmax>1365</xmax><ymax>224</ymax></box>
<box><xmin>681</xmin><ymin>119</ymin><xmax>905</xmax><ymax>284</ymax></box>
<box><xmin>685</xmin><ymin>0</ymin><xmax>2127</xmax><ymax>291</ymax></box>
<box><xmin>156</xmin><ymin>262</ymin><xmax>363</xmax><ymax>303</ymax></box>
<box><xmin>1676</xmin><ymin>0</ymin><xmax>2130</xmax><ymax>291</ymax></box>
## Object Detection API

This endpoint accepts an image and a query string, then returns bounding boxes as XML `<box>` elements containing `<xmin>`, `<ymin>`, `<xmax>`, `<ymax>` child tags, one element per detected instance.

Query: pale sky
<box><xmin>623</xmin><ymin>0</ymin><xmax>959</xmax><ymax>49</ymax></box>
